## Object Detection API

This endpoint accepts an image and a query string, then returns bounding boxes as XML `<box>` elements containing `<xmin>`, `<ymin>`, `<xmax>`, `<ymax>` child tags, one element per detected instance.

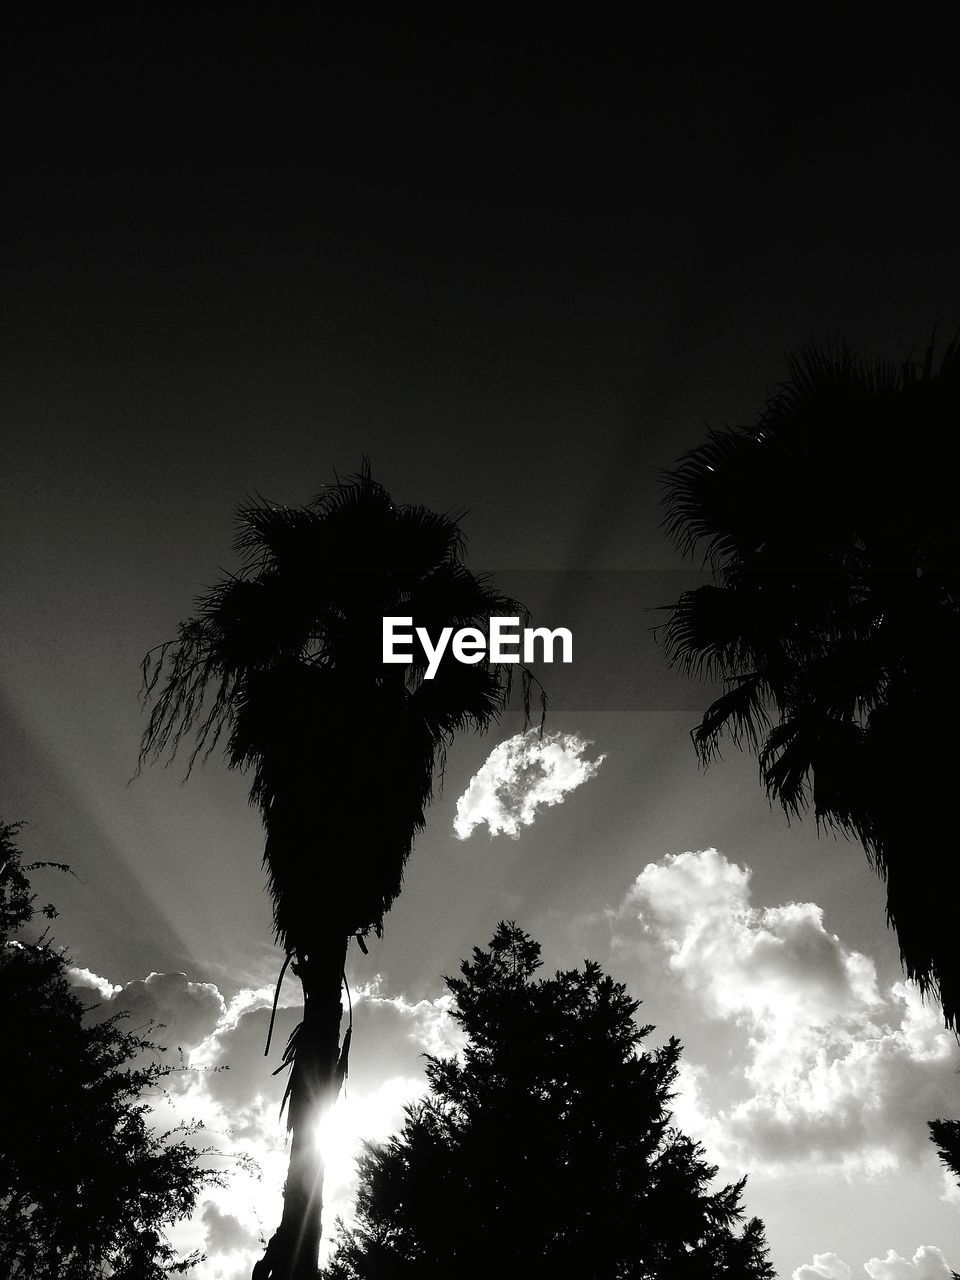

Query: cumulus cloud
<box><xmin>351</xmin><ymin>980</ymin><xmax>466</xmax><ymax>1064</ymax></box>
<box><xmin>68</xmin><ymin>958</ymin><xmax>466</xmax><ymax>1276</ymax></box>
<box><xmin>792</xmin><ymin>1253</ymin><xmax>852</xmax><ymax>1280</ymax></box>
<box><xmin>454</xmin><ymin>729</ymin><xmax>605</xmax><ymax>839</ymax></box>
<box><xmin>864</xmin><ymin>1246</ymin><xmax>955</xmax><ymax>1279</ymax></box>
<box><xmin>182</xmin><ymin>975</ymin><xmax>463</xmax><ymax>1274</ymax></box>
<box><xmin>68</xmin><ymin>868</ymin><xmax>958</xmax><ymax>1275</ymax></box>
<box><xmin>68</xmin><ymin>968</ymin><xmax>227</xmax><ymax>1065</ymax></box>
<box><xmin>616</xmin><ymin>849</ymin><xmax>958</xmax><ymax>1176</ymax></box>
<box><xmin>115</xmin><ymin>971</ymin><xmax>227</xmax><ymax>1045</ymax></box>
<box><xmin>793</xmin><ymin>1247</ymin><xmax>955</xmax><ymax>1280</ymax></box>
<box><xmin>187</xmin><ymin>985</ymin><xmax>297</xmax><ymax>1112</ymax></box>
<box><xmin>68</xmin><ymin>965</ymin><xmax>121</xmax><ymax>1000</ymax></box>
<box><xmin>57</xmin><ymin>969</ymin><xmax>279</xmax><ymax>1276</ymax></box>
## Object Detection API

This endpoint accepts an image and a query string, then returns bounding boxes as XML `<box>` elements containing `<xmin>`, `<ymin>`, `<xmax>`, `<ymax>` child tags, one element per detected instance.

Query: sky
<box><xmin>2</xmin><ymin>13</ymin><xmax>959</xmax><ymax>1278</ymax></box>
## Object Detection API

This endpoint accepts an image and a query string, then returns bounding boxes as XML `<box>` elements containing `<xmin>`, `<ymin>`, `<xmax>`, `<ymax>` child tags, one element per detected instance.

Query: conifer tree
<box><xmin>327</xmin><ymin>923</ymin><xmax>773</xmax><ymax>1279</ymax></box>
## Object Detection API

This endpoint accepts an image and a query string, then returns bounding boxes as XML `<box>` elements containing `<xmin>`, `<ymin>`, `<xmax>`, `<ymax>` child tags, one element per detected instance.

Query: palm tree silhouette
<box><xmin>660</xmin><ymin>335</ymin><xmax>960</xmax><ymax>1030</ymax></box>
<box><xmin>139</xmin><ymin>465</ymin><xmax>538</xmax><ymax>1279</ymax></box>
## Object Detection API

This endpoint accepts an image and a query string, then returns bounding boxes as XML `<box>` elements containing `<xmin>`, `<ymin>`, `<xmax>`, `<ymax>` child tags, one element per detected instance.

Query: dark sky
<box><xmin>5</xmin><ymin>9</ymin><xmax>957</xmax><ymax>949</ymax></box>
<box><xmin>2</xmin><ymin>13</ymin><xmax>959</xmax><ymax>1277</ymax></box>
<box><xmin>6</xmin><ymin>16</ymin><xmax>957</xmax><ymax>584</ymax></box>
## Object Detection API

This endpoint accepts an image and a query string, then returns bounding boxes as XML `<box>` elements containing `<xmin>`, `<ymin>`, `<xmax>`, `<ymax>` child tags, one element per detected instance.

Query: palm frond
<box><xmin>659</xmin><ymin>334</ymin><xmax>960</xmax><ymax>1028</ymax></box>
<box><xmin>691</xmin><ymin>674</ymin><xmax>770</xmax><ymax>763</ymax></box>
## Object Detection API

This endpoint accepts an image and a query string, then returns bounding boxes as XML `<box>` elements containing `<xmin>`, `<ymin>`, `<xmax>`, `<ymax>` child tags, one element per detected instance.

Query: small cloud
<box><xmin>454</xmin><ymin>729</ymin><xmax>605</xmax><ymax>839</ymax></box>
<box><xmin>792</xmin><ymin>1252</ymin><xmax>852</xmax><ymax>1280</ymax></box>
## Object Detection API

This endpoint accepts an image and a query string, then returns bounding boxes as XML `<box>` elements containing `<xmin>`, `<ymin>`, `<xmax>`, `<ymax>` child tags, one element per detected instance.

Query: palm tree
<box><xmin>139</xmin><ymin>465</ymin><xmax>539</xmax><ymax>1280</ymax></box>
<box><xmin>660</xmin><ymin>335</ymin><xmax>960</xmax><ymax>1030</ymax></box>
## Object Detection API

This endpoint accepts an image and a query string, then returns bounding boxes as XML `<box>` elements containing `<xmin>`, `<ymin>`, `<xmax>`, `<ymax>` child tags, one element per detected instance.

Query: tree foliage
<box><xmin>0</xmin><ymin>821</ymin><xmax>215</xmax><ymax>1279</ymax></box>
<box><xmin>139</xmin><ymin>462</ymin><xmax>540</xmax><ymax>950</ymax></box>
<box><xmin>326</xmin><ymin>923</ymin><xmax>773</xmax><ymax>1279</ymax></box>
<box><xmin>928</xmin><ymin>1121</ymin><xmax>960</xmax><ymax>1279</ymax></box>
<box><xmin>660</xmin><ymin>336</ymin><xmax>960</xmax><ymax>1027</ymax></box>
<box><xmin>929</xmin><ymin>1118</ymin><xmax>960</xmax><ymax>1190</ymax></box>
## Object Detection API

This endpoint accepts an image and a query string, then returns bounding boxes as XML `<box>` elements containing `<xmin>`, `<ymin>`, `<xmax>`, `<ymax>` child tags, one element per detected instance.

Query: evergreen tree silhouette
<box><xmin>929</xmin><ymin>1119</ymin><xmax>960</xmax><ymax>1190</ymax></box>
<box><xmin>660</xmin><ymin>336</ymin><xmax>960</xmax><ymax>1028</ymax></box>
<box><xmin>0</xmin><ymin>821</ymin><xmax>214</xmax><ymax>1278</ymax></box>
<box><xmin>928</xmin><ymin>1121</ymin><xmax>960</xmax><ymax>1279</ymax></box>
<box><xmin>326</xmin><ymin>922</ymin><xmax>774</xmax><ymax>1279</ymax></box>
<box><xmin>139</xmin><ymin>466</ymin><xmax>538</xmax><ymax>1279</ymax></box>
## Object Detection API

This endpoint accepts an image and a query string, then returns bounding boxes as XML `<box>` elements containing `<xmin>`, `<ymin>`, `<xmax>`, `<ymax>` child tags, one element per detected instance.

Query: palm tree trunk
<box><xmin>253</xmin><ymin>934</ymin><xmax>349</xmax><ymax>1280</ymax></box>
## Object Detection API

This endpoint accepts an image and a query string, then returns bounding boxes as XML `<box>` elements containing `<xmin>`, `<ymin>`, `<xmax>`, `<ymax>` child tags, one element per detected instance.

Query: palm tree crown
<box><xmin>661</xmin><ymin>336</ymin><xmax>960</xmax><ymax>1029</ymax></box>
<box><xmin>140</xmin><ymin>464</ymin><xmax>536</xmax><ymax>951</ymax></box>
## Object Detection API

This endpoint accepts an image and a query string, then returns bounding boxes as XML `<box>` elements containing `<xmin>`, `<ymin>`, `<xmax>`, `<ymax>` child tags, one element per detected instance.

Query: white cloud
<box><xmin>117</xmin><ymin>971</ymin><xmax>227</xmax><ymax>1046</ymax></box>
<box><xmin>184</xmin><ymin>977</ymin><xmax>462</xmax><ymax>1272</ymax></box>
<box><xmin>68</xmin><ymin>960</ymin><xmax>466</xmax><ymax>1276</ymax></box>
<box><xmin>67</xmin><ymin>964</ymin><xmax>121</xmax><ymax>999</ymax></box>
<box><xmin>201</xmin><ymin>1201</ymin><xmax>258</xmax><ymax>1255</ymax></box>
<box><xmin>793</xmin><ymin>1252</ymin><xmax>852</xmax><ymax>1280</ymax></box>
<box><xmin>352</xmin><ymin>979</ymin><xmax>466</xmax><ymax>1061</ymax></box>
<box><xmin>69</xmin><ymin>966</ymin><xmax>227</xmax><ymax>1052</ymax></box>
<box><xmin>940</xmin><ymin>1164</ymin><xmax>960</xmax><ymax>1210</ymax></box>
<box><xmin>864</xmin><ymin>1246</ymin><xmax>955</xmax><ymax>1279</ymax></box>
<box><xmin>792</xmin><ymin>1250</ymin><xmax>956</xmax><ymax>1280</ymax></box>
<box><xmin>60</xmin><ymin>969</ymin><xmax>279</xmax><ymax>1277</ymax></box>
<box><xmin>616</xmin><ymin>849</ymin><xmax>959</xmax><ymax>1177</ymax></box>
<box><xmin>454</xmin><ymin>729</ymin><xmax>605</xmax><ymax>838</ymax></box>
<box><xmin>68</xmin><ymin>868</ymin><xmax>959</xmax><ymax>1277</ymax></box>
